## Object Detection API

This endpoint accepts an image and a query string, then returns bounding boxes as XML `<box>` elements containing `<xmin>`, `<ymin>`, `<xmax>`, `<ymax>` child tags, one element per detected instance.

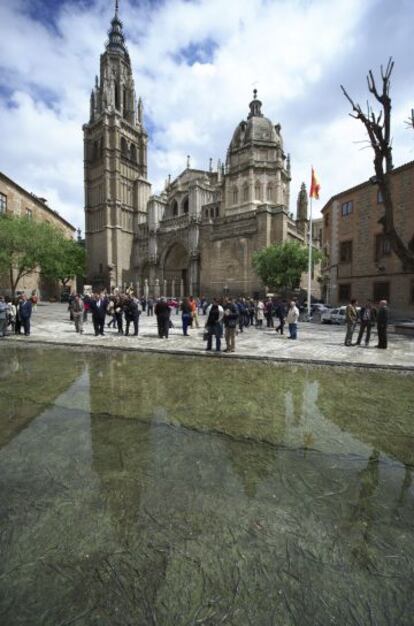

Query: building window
<box><xmin>25</xmin><ymin>208</ymin><xmax>32</xmax><ymax>220</ymax></box>
<box><xmin>324</xmin><ymin>212</ymin><xmax>329</xmax><ymax>228</ymax></box>
<box><xmin>266</xmin><ymin>184</ymin><xmax>273</xmax><ymax>202</ymax></box>
<box><xmin>375</xmin><ymin>233</ymin><xmax>391</xmax><ymax>261</ymax></box>
<box><xmin>338</xmin><ymin>284</ymin><xmax>351</xmax><ymax>302</ymax></box>
<box><xmin>341</xmin><ymin>200</ymin><xmax>353</xmax><ymax>216</ymax></box>
<box><xmin>121</xmin><ymin>137</ymin><xmax>128</xmax><ymax>158</ymax></box>
<box><xmin>0</xmin><ymin>193</ymin><xmax>6</xmax><ymax>214</ymax></box>
<box><xmin>243</xmin><ymin>184</ymin><xmax>249</xmax><ymax>201</ymax></box>
<box><xmin>377</xmin><ymin>189</ymin><xmax>383</xmax><ymax>204</ymax></box>
<box><xmin>123</xmin><ymin>87</ymin><xmax>128</xmax><ymax>119</ymax></box>
<box><xmin>373</xmin><ymin>281</ymin><xmax>390</xmax><ymax>303</ymax></box>
<box><xmin>255</xmin><ymin>181</ymin><xmax>262</xmax><ymax>201</ymax></box>
<box><xmin>114</xmin><ymin>82</ymin><xmax>120</xmax><ymax>110</ymax></box>
<box><xmin>130</xmin><ymin>144</ymin><xmax>137</xmax><ymax>163</ymax></box>
<box><xmin>232</xmin><ymin>187</ymin><xmax>238</xmax><ymax>204</ymax></box>
<box><xmin>339</xmin><ymin>240</ymin><xmax>353</xmax><ymax>263</ymax></box>
<box><xmin>182</xmin><ymin>196</ymin><xmax>189</xmax><ymax>214</ymax></box>
<box><xmin>171</xmin><ymin>200</ymin><xmax>178</xmax><ymax>216</ymax></box>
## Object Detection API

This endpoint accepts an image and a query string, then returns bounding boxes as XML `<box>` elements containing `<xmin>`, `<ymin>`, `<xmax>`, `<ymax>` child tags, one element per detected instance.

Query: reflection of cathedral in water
<box><xmin>84</xmin><ymin>3</ymin><xmax>310</xmax><ymax>296</ymax></box>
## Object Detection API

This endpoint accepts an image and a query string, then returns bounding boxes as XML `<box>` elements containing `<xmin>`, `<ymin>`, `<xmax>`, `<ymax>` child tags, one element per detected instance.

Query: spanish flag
<box><xmin>309</xmin><ymin>167</ymin><xmax>320</xmax><ymax>200</ymax></box>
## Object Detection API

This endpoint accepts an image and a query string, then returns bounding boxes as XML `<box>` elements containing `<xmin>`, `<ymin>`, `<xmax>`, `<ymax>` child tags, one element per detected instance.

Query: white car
<box><xmin>321</xmin><ymin>306</ymin><xmax>360</xmax><ymax>324</ymax></box>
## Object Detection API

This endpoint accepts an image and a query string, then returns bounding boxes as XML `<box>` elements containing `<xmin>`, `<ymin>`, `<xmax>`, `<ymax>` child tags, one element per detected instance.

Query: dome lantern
<box><xmin>248</xmin><ymin>89</ymin><xmax>263</xmax><ymax>119</ymax></box>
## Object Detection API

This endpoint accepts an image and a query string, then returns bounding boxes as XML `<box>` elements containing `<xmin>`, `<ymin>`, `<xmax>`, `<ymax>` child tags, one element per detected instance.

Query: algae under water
<box><xmin>0</xmin><ymin>345</ymin><xmax>413</xmax><ymax>625</ymax></box>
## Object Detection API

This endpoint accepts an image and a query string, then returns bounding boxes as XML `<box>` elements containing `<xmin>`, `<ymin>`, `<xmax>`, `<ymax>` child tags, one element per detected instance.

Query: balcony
<box><xmin>159</xmin><ymin>214</ymin><xmax>190</xmax><ymax>231</ymax></box>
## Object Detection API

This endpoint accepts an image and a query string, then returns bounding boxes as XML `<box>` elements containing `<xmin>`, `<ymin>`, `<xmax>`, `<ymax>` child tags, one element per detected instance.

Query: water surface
<box><xmin>0</xmin><ymin>346</ymin><xmax>413</xmax><ymax>625</ymax></box>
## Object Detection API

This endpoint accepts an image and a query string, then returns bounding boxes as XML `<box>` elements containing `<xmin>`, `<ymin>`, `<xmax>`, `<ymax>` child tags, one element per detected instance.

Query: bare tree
<box><xmin>406</xmin><ymin>108</ymin><xmax>414</xmax><ymax>130</ymax></box>
<box><xmin>341</xmin><ymin>58</ymin><xmax>414</xmax><ymax>271</ymax></box>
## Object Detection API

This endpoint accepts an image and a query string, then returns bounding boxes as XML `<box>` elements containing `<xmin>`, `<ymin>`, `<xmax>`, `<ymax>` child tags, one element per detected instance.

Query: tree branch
<box><xmin>341</xmin><ymin>58</ymin><xmax>414</xmax><ymax>271</ymax></box>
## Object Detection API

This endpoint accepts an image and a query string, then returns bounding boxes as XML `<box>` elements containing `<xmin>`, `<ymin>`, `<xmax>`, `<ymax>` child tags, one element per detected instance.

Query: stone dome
<box><xmin>229</xmin><ymin>91</ymin><xmax>281</xmax><ymax>152</ymax></box>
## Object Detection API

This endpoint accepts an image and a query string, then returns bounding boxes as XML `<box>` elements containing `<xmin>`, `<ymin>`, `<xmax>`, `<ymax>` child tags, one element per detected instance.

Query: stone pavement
<box><xmin>3</xmin><ymin>303</ymin><xmax>414</xmax><ymax>370</ymax></box>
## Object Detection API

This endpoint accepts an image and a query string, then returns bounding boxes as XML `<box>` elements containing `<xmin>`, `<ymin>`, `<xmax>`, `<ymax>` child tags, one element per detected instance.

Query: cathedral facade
<box><xmin>84</xmin><ymin>4</ymin><xmax>309</xmax><ymax>297</ymax></box>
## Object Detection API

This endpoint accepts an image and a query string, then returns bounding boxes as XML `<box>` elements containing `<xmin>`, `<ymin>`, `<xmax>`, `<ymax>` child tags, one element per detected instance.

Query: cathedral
<box><xmin>84</xmin><ymin>2</ymin><xmax>310</xmax><ymax>297</ymax></box>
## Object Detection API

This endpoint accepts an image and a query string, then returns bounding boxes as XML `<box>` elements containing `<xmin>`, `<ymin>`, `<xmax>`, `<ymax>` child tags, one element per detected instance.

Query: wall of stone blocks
<box><xmin>322</xmin><ymin>161</ymin><xmax>414</xmax><ymax>318</ymax></box>
<box><xmin>0</xmin><ymin>174</ymin><xmax>76</xmax><ymax>299</ymax></box>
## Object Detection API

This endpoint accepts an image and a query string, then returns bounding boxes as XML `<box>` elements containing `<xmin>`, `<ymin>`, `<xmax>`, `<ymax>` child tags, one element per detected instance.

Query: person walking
<box><xmin>68</xmin><ymin>292</ymin><xmax>75</xmax><ymax>321</ymax></box>
<box><xmin>223</xmin><ymin>298</ymin><xmax>239</xmax><ymax>352</ymax></box>
<box><xmin>344</xmin><ymin>298</ymin><xmax>358</xmax><ymax>346</ymax></box>
<box><xmin>255</xmin><ymin>299</ymin><xmax>264</xmax><ymax>328</ymax></box>
<box><xmin>181</xmin><ymin>297</ymin><xmax>192</xmax><ymax>336</ymax></box>
<box><xmin>19</xmin><ymin>294</ymin><xmax>33</xmax><ymax>336</ymax></box>
<box><xmin>90</xmin><ymin>293</ymin><xmax>108</xmax><ymax>336</ymax></box>
<box><xmin>376</xmin><ymin>300</ymin><xmax>389</xmax><ymax>349</ymax></box>
<box><xmin>107</xmin><ymin>298</ymin><xmax>116</xmax><ymax>328</ymax></box>
<box><xmin>147</xmin><ymin>297</ymin><xmax>154</xmax><ymax>316</ymax></box>
<box><xmin>71</xmin><ymin>294</ymin><xmax>84</xmax><ymax>334</ymax></box>
<box><xmin>236</xmin><ymin>298</ymin><xmax>246</xmax><ymax>333</ymax></box>
<box><xmin>265</xmin><ymin>297</ymin><xmax>274</xmax><ymax>328</ymax></box>
<box><xmin>5</xmin><ymin>297</ymin><xmax>16</xmax><ymax>334</ymax></box>
<box><xmin>356</xmin><ymin>300</ymin><xmax>376</xmax><ymax>347</ymax></box>
<box><xmin>124</xmin><ymin>295</ymin><xmax>141</xmax><ymax>336</ymax></box>
<box><xmin>0</xmin><ymin>297</ymin><xmax>8</xmax><ymax>338</ymax></box>
<box><xmin>114</xmin><ymin>295</ymin><xmax>124</xmax><ymax>334</ymax></box>
<box><xmin>189</xmin><ymin>296</ymin><xmax>200</xmax><ymax>328</ymax></box>
<box><xmin>83</xmin><ymin>293</ymin><xmax>91</xmax><ymax>322</ymax></box>
<box><xmin>205</xmin><ymin>298</ymin><xmax>224</xmax><ymax>352</ymax></box>
<box><xmin>275</xmin><ymin>300</ymin><xmax>286</xmax><ymax>335</ymax></box>
<box><xmin>14</xmin><ymin>297</ymin><xmax>22</xmax><ymax>335</ymax></box>
<box><xmin>247</xmin><ymin>299</ymin><xmax>255</xmax><ymax>326</ymax></box>
<box><xmin>155</xmin><ymin>297</ymin><xmax>171</xmax><ymax>338</ymax></box>
<box><xmin>286</xmin><ymin>300</ymin><xmax>299</xmax><ymax>339</ymax></box>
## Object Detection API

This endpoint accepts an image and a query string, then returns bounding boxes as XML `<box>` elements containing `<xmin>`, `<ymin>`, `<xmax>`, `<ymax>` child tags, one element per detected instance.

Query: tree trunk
<box><xmin>376</xmin><ymin>172</ymin><xmax>414</xmax><ymax>272</ymax></box>
<box><xmin>341</xmin><ymin>61</ymin><xmax>414</xmax><ymax>272</ymax></box>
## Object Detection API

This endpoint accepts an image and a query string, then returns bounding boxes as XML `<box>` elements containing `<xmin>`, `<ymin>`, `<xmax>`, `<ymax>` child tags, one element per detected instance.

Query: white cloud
<box><xmin>0</xmin><ymin>0</ymin><xmax>413</xmax><ymax>230</ymax></box>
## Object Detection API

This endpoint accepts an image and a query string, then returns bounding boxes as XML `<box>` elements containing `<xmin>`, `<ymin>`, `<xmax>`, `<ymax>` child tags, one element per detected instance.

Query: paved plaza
<box><xmin>3</xmin><ymin>303</ymin><xmax>413</xmax><ymax>370</ymax></box>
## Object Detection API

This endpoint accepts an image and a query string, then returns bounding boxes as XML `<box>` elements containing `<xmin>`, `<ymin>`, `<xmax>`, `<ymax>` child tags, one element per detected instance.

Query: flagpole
<box><xmin>307</xmin><ymin>194</ymin><xmax>313</xmax><ymax>320</ymax></box>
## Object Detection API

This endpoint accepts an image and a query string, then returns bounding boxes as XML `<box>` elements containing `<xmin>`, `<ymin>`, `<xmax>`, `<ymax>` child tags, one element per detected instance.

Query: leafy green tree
<box><xmin>0</xmin><ymin>214</ymin><xmax>53</xmax><ymax>296</ymax></box>
<box><xmin>252</xmin><ymin>241</ymin><xmax>322</xmax><ymax>292</ymax></box>
<box><xmin>0</xmin><ymin>214</ymin><xmax>83</xmax><ymax>296</ymax></box>
<box><xmin>41</xmin><ymin>237</ymin><xmax>85</xmax><ymax>287</ymax></box>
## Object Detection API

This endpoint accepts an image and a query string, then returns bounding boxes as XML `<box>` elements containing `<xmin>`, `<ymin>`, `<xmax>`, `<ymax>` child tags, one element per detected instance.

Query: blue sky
<box><xmin>0</xmin><ymin>0</ymin><xmax>413</xmax><ymax>230</ymax></box>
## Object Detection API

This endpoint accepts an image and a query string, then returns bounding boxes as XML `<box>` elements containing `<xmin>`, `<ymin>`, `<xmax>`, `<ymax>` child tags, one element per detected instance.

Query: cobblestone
<box><xmin>4</xmin><ymin>303</ymin><xmax>414</xmax><ymax>370</ymax></box>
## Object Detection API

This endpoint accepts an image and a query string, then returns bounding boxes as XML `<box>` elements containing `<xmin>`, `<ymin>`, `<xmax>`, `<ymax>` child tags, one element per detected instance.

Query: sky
<box><xmin>0</xmin><ymin>0</ymin><xmax>413</xmax><ymax>231</ymax></box>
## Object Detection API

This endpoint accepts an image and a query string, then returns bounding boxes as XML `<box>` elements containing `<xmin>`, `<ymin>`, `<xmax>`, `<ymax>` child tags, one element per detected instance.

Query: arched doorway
<box><xmin>163</xmin><ymin>243</ymin><xmax>189</xmax><ymax>294</ymax></box>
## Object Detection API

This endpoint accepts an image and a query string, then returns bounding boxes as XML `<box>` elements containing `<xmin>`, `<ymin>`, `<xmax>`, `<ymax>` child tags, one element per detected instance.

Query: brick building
<box><xmin>321</xmin><ymin>160</ymin><xmax>414</xmax><ymax>318</ymax></box>
<box><xmin>0</xmin><ymin>171</ymin><xmax>76</xmax><ymax>299</ymax></box>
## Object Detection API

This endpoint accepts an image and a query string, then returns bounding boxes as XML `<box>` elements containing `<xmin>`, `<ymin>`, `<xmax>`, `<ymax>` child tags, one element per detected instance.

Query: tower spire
<box><xmin>106</xmin><ymin>0</ymin><xmax>127</xmax><ymax>56</ymax></box>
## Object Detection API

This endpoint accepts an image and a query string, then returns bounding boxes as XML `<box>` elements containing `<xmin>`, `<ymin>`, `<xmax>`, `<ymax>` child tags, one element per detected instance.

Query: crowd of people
<box><xmin>0</xmin><ymin>290</ymin><xmax>390</xmax><ymax>352</ymax></box>
<box><xmin>64</xmin><ymin>292</ymin><xmax>301</xmax><ymax>353</ymax></box>
<box><xmin>0</xmin><ymin>293</ymin><xmax>37</xmax><ymax>337</ymax></box>
<box><xmin>67</xmin><ymin>292</ymin><xmax>336</xmax><ymax>352</ymax></box>
<box><xmin>344</xmin><ymin>299</ymin><xmax>389</xmax><ymax>349</ymax></box>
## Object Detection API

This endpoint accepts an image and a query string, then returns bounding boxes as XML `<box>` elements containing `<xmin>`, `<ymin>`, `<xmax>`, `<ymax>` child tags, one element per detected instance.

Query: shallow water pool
<box><xmin>0</xmin><ymin>345</ymin><xmax>413</xmax><ymax>625</ymax></box>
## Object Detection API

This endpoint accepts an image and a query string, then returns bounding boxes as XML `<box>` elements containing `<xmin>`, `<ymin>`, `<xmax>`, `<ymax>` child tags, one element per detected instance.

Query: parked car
<box><xmin>311</xmin><ymin>303</ymin><xmax>331</xmax><ymax>314</ymax></box>
<box><xmin>321</xmin><ymin>305</ymin><xmax>360</xmax><ymax>324</ymax></box>
<box><xmin>301</xmin><ymin>302</ymin><xmax>331</xmax><ymax>319</ymax></box>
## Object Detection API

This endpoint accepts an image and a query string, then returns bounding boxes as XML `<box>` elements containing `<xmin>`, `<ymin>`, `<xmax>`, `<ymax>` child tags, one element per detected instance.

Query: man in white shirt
<box><xmin>286</xmin><ymin>300</ymin><xmax>299</xmax><ymax>339</ymax></box>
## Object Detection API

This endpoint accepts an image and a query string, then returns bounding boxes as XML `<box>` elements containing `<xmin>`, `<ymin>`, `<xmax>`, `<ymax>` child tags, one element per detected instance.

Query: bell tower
<box><xmin>84</xmin><ymin>0</ymin><xmax>151</xmax><ymax>289</ymax></box>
